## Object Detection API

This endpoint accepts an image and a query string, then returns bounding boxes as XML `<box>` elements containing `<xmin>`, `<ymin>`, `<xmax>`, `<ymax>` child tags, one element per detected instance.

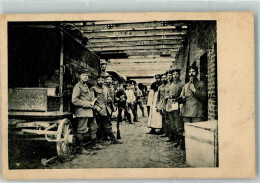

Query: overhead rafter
<box><xmin>108</xmin><ymin>57</ymin><xmax>175</xmax><ymax>64</ymax></box>
<box><xmin>89</xmin><ymin>45</ymin><xmax>182</xmax><ymax>52</ymax></box>
<box><xmin>87</xmin><ymin>39</ymin><xmax>184</xmax><ymax>48</ymax></box>
<box><xmin>88</xmin><ymin>35</ymin><xmax>184</xmax><ymax>43</ymax></box>
<box><xmin>97</xmin><ymin>49</ymin><xmax>179</xmax><ymax>58</ymax></box>
<box><xmin>77</xmin><ymin>21</ymin><xmax>189</xmax><ymax>31</ymax></box>
<box><xmin>84</xmin><ymin>29</ymin><xmax>187</xmax><ymax>38</ymax></box>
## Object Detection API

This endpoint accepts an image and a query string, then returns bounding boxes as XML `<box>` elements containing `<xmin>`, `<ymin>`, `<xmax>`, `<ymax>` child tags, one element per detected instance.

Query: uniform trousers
<box><xmin>117</xmin><ymin>104</ymin><xmax>131</xmax><ymax>123</ymax></box>
<box><xmin>160</xmin><ymin>110</ymin><xmax>166</xmax><ymax>133</ymax></box>
<box><xmin>168</xmin><ymin>110</ymin><xmax>184</xmax><ymax>135</ymax></box>
<box><xmin>77</xmin><ymin>117</ymin><xmax>97</xmax><ymax>141</ymax></box>
<box><xmin>96</xmin><ymin>115</ymin><xmax>115</xmax><ymax>140</ymax></box>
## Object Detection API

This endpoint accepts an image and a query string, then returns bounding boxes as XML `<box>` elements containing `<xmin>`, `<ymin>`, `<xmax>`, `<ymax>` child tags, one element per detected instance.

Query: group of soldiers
<box><xmin>147</xmin><ymin>65</ymin><xmax>207</xmax><ymax>150</ymax></box>
<box><xmin>71</xmin><ymin>68</ymin><xmax>146</xmax><ymax>153</ymax></box>
<box><xmin>71</xmin><ymin>64</ymin><xmax>207</xmax><ymax>153</ymax></box>
<box><xmin>71</xmin><ymin>69</ymin><xmax>123</xmax><ymax>153</ymax></box>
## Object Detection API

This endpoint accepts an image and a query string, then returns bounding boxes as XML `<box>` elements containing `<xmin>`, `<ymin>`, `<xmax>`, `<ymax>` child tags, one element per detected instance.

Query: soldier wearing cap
<box><xmin>147</xmin><ymin>74</ymin><xmax>161</xmax><ymax>119</ymax></box>
<box><xmin>72</xmin><ymin>68</ymin><xmax>100</xmax><ymax>152</ymax></box>
<box><xmin>147</xmin><ymin>74</ymin><xmax>162</xmax><ymax>134</ymax></box>
<box><xmin>134</xmin><ymin>82</ymin><xmax>145</xmax><ymax>118</ymax></box>
<box><xmin>180</xmin><ymin>65</ymin><xmax>207</xmax><ymax>122</ymax></box>
<box><xmin>160</xmin><ymin>70</ymin><xmax>173</xmax><ymax>138</ymax></box>
<box><xmin>156</xmin><ymin>73</ymin><xmax>168</xmax><ymax>135</ymax></box>
<box><xmin>125</xmin><ymin>81</ymin><xmax>136</xmax><ymax>123</ymax></box>
<box><xmin>115</xmin><ymin>83</ymin><xmax>132</xmax><ymax>124</ymax></box>
<box><xmin>90</xmin><ymin>74</ymin><xmax>122</xmax><ymax>144</ymax></box>
<box><xmin>106</xmin><ymin>75</ymin><xmax>116</xmax><ymax>112</ymax></box>
<box><xmin>165</xmin><ymin>67</ymin><xmax>184</xmax><ymax>149</ymax></box>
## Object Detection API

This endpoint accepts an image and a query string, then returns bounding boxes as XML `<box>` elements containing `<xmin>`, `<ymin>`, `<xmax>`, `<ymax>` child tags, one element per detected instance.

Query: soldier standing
<box><xmin>106</xmin><ymin>75</ymin><xmax>117</xmax><ymax>113</ymax></box>
<box><xmin>125</xmin><ymin>81</ymin><xmax>136</xmax><ymax>123</ymax></box>
<box><xmin>135</xmin><ymin>83</ymin><xmax>145</xmax><ymax>118</ymax></box>
<box><xmin>71</xmin><ymin>68</ymin><xmax>100</xmax><ymax>152</ymax></box>
<box><xmin>166</xmin><ymin>67</ymin><xmax>184</xmax><ymax>149</ymax></box>
<box><xmin>163</xmin><ymin>70</ymin><xmax>173</xmax><ymax>138</ymax></box>
<box><xmin>147</xmin><ymin>74</ymin><xmax>162</xmax><ymax>134</ymax></box>
<box><xmin>90</xmin><ymin>75</ymin><xmax>122</xmax><ymax>144</ymax></box>
<box><xmin>116</xmin><ymin>84</ymin><xmax>133</xmax><ymax>124</ymax></box>
<box><xmin>180</xmin><ymin>65</ymin><xmax>207</xmax><ymax>122</ymax></box>
<box><xmin>156</xmin><ymin>73</ymin><xmax>168</xmax><ymax>136</ymax></box>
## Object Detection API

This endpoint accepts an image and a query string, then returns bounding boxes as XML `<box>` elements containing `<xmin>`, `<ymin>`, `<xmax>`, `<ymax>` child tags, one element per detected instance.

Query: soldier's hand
<box><xmin>189</xmin><ymin>83</ymin><xmax>196</xmax><ymax>92</ymax></box>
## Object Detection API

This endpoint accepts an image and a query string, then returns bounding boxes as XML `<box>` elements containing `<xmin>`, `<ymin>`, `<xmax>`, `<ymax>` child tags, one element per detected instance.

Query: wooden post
<box><xmin>59</xmin><ymin>31</ymin><xmax>64</xmax><ymax>112</ymax></box>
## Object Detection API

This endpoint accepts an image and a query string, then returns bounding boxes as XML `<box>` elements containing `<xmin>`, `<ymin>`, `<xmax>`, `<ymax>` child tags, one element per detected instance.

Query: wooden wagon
<box><xmin>8</xmin><ymin>23</ymin><xmax>100</xmax><ymax>160</ymax></box>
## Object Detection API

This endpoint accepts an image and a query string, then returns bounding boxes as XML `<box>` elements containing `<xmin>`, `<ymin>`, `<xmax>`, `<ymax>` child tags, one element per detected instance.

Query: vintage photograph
<box><xmin>7</xmin><ymin>20</ymin><xmax>218</xmax><ymax>169</ymax></box>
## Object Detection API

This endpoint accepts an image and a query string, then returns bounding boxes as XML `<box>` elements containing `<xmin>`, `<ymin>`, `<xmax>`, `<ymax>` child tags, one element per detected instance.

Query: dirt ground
<box><xmin>9</xmin><ymin>111</ymin><xmax>189</xmax><ymax>169</ymax></box>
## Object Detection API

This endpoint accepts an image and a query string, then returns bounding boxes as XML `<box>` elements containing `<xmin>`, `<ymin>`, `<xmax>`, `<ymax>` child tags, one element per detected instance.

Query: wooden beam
<box><xmin>109</xmin><ymin>58</ymin><xmax>174</xmax><ymax>64</ymax></box>
<box><xmin>84</xmin><ymin>30</ymin><xmax>187</xmax><ymax>38</ymax></box>
<box><xmin>77</xmin><ymin>21</ymin><xmax>188</xmax><ymax>31</ymax></box>
<box><xmin>89</xmin><ymin>45</ymin><xmax>181</xmax><ymax>52</ymax></box>
<box><xmin>107</xmin><ymin>64</ymin><xmax>171</xmax><ymax>71</ymax></box>
<box><xmin>88</xmin><ymin>39</ymin><xmax>183</xmax><ymax>48</ymax></box>
<box><xmin>98</xmin><ymin>49</ymin><xmax>178</xmax><ymax>57</ymax></box>
<box><xmin>88</xmin><ymin>35</ymin><xmax>184</xmax><ymax>43</ymax></box>
<box><xmin>127</xmin><ymin>55</ymin><xmax>175</xmax><ymax>59</ymax></box>
<box><xmin>114</xmin><ymin>70</ymin><xmax>169</xmax><ymax>77</ymax></box>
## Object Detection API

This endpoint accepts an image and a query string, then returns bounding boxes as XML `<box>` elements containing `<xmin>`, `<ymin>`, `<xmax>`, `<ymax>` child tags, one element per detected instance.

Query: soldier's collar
<box><xmin>79</xmin><ymin>80</ymin><xmax>87</xmax><ymax>85</ymax></box>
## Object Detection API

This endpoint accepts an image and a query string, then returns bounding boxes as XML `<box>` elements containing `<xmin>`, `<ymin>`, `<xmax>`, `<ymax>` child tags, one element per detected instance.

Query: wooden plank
<box><xmin>85</xmin><ymin>26</ymin><xmax>179</xmax><ymax>32</ymax></box>
<box><xmin>84</xmin><ymin>29</ymin><xmax>187</xmax><ymax>38</ymax></box>
<box><xmin>88</xmin><ymin>35</ymin><xmax>184</xmax><ymax>43</ymax></box>
<box><xmin>8</xmin><ymin>111</ymin><xmax>72</xmax><ymax>117</ymax></box>
<box><xmin>8</xmin><ymin>88</ymin><xmax>47</xmax><ymax>112</ymax></box>
<box><xmin>22</xmin><ymin>129</ymin><xmax>58</xmax><ymax>135</ymax></box>
<box><xmin>88</xmin><ymin>40</ymin><xmax>183</xmax><ymax>48</ymax></box>
<box><xmin>98</xmin><ymin>50</ymin><xmax>178</xmax><ymax>57</ymax></box>
<box><xmin>115</xmin><ymin>70</ymin><xmax>169</xmax><ymax>77</ymax></box>
<box><xmin>98</xmin><ymin>49</ymin><xmax>179</xmax><ymax>54</ymax></box>
<box><xmin>127</xmin><ymin>55</ymin><xmax>175</xmax><ymax>59</ymax></box>
<box><xmin>89</xmin><ymin>45</ymin><xmax>181</xmax><ymax>52</ymax></box>
<box><xmin>77</xmin><ymin>21</ymin><xmax>188</xmax><ymax>31</ymax></box>
<box><xmin>108</xmin><ymin>64</ymin><xmax>171</xmax><ymax>72</ymax></box>
<box><xmin>109</xmin><ymin>58</ymin><xmax>174</xmax><ymax>64</ymax></box>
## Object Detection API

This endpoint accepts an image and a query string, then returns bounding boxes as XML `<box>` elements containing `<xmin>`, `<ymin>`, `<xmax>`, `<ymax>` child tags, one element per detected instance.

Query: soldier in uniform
<box><xmin>90</xmin><ymin>75</ymin><xmax>122</xmax><ymax>144</ymax></box>
<box><xmin>146</xmin><ymin>74</ymin><xmax>161</xmax><ymax>118</ymax></box>
<box><xmin>116</xmin><ymin>84</ymin><xmax>132</xmax><ymax>124</ymax></box>
<box><xmin>180</xmin><ymin>65</ymin><xmax>207</xmax><ymax>122</ymax></box>
<box><xmin>135</xmin><ymin>83</ymin><xmax>145</xmax><ymax>118</ymax></box>
<box><xmin>71</xmin><ymin>68</ymin><xmax>100</xmax><ymax>152</ymax></box>
<box><xmin>162</xmin><ymin>70</ymin><xmax>173</xmax><ymax>138</ymax></box>
<box><xmin>147</xmin><ymin>74</ymin><xmax>162</xmax><ymax>134</ymax></box>
<box><xmin>156</xmin><ymin>73</ymin><xmax>168</xmax><ymax>135</ymax></box>
<box><xmin>125</xmin><ymin>81</ymin><xmax>137</xmax><ymax>122</ymax></box>
<box><xmin>166</xmin><ymin>67</ymin><xmax>184</xmax><ymax>149</ymax></box>
<box><xmin>106</xmin><ymin>75</ymin><xmax>117</xmax><ymax>113</ymax></box>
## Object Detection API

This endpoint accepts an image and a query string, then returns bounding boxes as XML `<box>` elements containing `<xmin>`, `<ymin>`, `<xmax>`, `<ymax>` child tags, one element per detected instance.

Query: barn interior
<box><xmin>76</xmin><ymin>20</ymin><xmax>217</xmax><ymax>121</ymax></box>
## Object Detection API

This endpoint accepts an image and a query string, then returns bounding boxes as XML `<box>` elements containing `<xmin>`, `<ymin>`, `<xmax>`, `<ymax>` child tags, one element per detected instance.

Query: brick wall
<box><xmin>207</xmin><ymin>44</ymin><xmax>218</xmax><ymax>120</ymax></box>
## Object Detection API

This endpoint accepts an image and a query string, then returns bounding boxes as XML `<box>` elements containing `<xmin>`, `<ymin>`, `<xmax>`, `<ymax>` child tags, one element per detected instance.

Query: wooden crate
<box><xmin>185</xmin><ymin>120</ymin><xmax>218</xmax><ymax>167</ymax></box>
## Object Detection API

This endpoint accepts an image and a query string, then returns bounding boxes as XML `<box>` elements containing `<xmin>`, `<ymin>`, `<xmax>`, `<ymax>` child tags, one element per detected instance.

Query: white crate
<box><xmin>185</xmin><ymin>120</ymin><xmax>218</xmax><ymax>167</ymax></box>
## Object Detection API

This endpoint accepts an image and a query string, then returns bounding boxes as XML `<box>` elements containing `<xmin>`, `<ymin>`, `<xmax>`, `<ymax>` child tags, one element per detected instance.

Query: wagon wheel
<box><xmin>56</xmin><ymin>119</ymin><xmax>74</xmax><ymax>161</ymax></box>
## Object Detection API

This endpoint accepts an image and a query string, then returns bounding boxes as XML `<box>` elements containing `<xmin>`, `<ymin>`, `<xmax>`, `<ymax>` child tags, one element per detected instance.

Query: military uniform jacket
<box><xmin>180</xmin><ymin>80</ymin><xmax>207</xmax><ymax>117</ymax></box>
<box><xmin>166</xmin><ymin>80</ymin><xmax>184</xmax><ymax>112</ymax></box>
<box><xmin>156</xmin><ymin>84</ymin><xmax>166</xmax><ymax>110</ymax></box>
<box><xmin>90</xmin><ymin>85</ymin><xmax>112</xmax><ymax>116</ymax></box>
<box><xmin>72</xmin><ymin>81</ymin><xmax>95</xmax><ymax>118</ymax></box>
<box><xmin>106</xmin><ymin>85</ymin><xmax>117</xmax><ymax>112</ymax></box>
<box><xmin>164</xmin><ymin>82</ymin><xmax>171</xmax><ymax>112</ymax></box>
<box><xmin>106</xmin><ymin>85</ymin><xmax>115</xmax><ymax>103</ymax></box>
